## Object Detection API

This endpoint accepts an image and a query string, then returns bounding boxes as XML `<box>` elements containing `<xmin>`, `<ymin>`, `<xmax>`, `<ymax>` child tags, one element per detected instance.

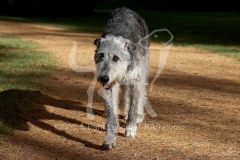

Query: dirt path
<box><xmin>0</xmin><ymin>20</ymin><xmax>240</xmax><ymax>160</ymax></box>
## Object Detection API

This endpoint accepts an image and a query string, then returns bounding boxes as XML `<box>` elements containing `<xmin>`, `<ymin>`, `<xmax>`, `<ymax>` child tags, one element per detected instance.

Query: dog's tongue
<box><xmin>103</xmin><ymin>83</ymin><xmax>110</xmax><ymax>89</ymax></box>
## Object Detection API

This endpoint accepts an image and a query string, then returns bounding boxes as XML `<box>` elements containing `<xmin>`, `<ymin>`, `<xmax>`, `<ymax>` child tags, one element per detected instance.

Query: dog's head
<box><xmin>94</xmin><ymin>36</ymin><xmax>136</xmax><ymax>90</ymax></box>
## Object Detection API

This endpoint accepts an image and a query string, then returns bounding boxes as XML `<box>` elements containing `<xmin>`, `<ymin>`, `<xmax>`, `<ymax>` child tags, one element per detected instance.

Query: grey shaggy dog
<box><xmin>93</xmin><ymin>7</ymin><xmax>150</xmax><ymax>149</ymax></box>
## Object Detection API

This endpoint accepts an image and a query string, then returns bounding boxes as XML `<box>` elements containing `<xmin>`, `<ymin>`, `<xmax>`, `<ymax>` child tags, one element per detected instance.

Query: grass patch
<box><xmin>189</xmin><ymin>44</ymin><xmax>240</xmax><ymax>61</ymax></box>
<box><xmin>0</xmin><ymin>34</ymin><xmax>41</xmax><ymax>49</ymax></box>
<box><xmin>0</xmin><ymin>34</ymin><xmax>57</xmax><ymax>143</ymax></box>
<box><xmin>0</xmin><ymin>34</ymin><xmax>56</xmax><ymax>90</ymax></box>
<box><xmin>0</xmin><ymin>121</ymin><xmax>13</xmax><ymax>144</ymax></box>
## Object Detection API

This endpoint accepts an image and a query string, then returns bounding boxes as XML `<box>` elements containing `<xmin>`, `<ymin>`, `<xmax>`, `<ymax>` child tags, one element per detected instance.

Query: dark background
<box><xmin>0</xmin><ymin>0</ymin><xmax>239</xmax><ymax>18</ymax></box>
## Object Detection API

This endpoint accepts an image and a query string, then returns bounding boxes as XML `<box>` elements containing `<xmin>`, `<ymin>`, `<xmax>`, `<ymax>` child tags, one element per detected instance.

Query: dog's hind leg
<box><xmin>102</xmin><ymin>83</ymin><xmax>120</xmax><ymax>149</ymax></box>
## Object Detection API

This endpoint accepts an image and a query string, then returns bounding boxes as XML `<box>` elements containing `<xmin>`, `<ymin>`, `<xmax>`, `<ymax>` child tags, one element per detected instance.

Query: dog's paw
<box><xmin>125</xmin><ymin>125</ymin><xmax>137</xmax><ymax>137</ymax></box>
<box><xmin>101</xmin><ymin>135</ymin><xmax>117</xmax><ymax>150</ymax></box>
<box><xmin>101</xmin><ymin>143</ymin><xmax>115</xmax><ymax>150</ymax></box>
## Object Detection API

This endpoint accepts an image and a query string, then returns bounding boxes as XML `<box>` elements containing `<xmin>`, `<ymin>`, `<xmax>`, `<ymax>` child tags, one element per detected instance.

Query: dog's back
<box><xmin>102</xmin><ymin>7</ymin><xmax>150</xmax><ymax>47</ymax></box>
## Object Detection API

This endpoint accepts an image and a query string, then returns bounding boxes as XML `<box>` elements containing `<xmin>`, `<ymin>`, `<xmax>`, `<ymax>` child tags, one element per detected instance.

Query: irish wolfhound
<box><xmin>93</xmin><ymin>7</ymin><xmax>150</xmax><ymax>149</ymax></box>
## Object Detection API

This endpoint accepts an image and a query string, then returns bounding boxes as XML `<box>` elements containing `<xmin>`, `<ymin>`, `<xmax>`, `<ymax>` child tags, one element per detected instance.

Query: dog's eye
<box><xmin>112</xmin><ymin>55</ymin><xmax>119</xmax><ymax>62</ymax></box>
<box><xmin>95</xmin><ymin>53</ymin><xmax>104</xmax><ymax>63</ymax></box>
<box><xmin>98</xmin><ymin>53</ymin><xmax>104</xmax><ymax>61</ymax></box>
<box><xmin>99</xmin><ymin>55</ymin><xmax>104</xmax><ymax>60</ymax></box>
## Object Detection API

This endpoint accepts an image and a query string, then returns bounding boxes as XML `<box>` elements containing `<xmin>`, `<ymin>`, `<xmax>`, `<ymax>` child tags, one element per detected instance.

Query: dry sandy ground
<box><xmin>0</xmin><ymin>20</ymin><xmax>240</xmax><ymax>160</ymax></box>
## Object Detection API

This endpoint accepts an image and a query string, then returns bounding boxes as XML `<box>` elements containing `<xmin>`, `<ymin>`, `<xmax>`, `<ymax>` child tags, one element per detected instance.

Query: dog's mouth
<box><xmin>102</xmin><ymin>81</ymin><xmax>115</xmax><ymax>90</ymax></box>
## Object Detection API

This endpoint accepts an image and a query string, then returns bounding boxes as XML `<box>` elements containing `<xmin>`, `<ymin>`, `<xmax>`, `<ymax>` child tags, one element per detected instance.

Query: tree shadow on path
<box><xmin>0</xmin><ymin>89</ymin><xmax>107</xmax><ymax>150</ymax></box>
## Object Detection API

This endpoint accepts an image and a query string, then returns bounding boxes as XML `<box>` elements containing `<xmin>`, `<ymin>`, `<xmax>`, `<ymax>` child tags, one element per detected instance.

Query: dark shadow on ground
<box><xmin>0</xmin><ymin>89</ymin><xmax>108</xmax><ymax>150</ymax></box>
<box><xmin>148</xmin><ymin>69</ymin><xmax>240</xmax><ymax>95</ymax></box>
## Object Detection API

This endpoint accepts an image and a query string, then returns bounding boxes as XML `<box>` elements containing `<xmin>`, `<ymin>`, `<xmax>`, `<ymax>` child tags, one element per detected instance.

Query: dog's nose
<box><xmin>100</xmin><ymin>75</ymin><xmax>109</xmax><ymax>83</ymax></box>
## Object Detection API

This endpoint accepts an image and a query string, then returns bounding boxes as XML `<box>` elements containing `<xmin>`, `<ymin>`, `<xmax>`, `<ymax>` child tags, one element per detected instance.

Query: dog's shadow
<box><xmin>0</xmin><ymin>89</ymin><xmax>112</xmax><ymax>149</ymax></box>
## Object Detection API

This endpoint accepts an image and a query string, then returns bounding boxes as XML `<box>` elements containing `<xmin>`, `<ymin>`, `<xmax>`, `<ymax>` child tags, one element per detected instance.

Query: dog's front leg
<box><xmin>125</xmin><ymin>84</ymin><xmax>139</xmax><ymax>137</ymax></box>
<box><xmin>125</xmin><ymin>82</ymin><xmax>146</xmax><ymax>137</ymax></box>
<box><xmin>102</xmin><ymin>83</ymin><xmax>119</xmax><ymax>149</ymax></box>
<box><xmin>123</xmin><ymin>84</ymin><xmax>130</xmax><ymax>120</ymax></box>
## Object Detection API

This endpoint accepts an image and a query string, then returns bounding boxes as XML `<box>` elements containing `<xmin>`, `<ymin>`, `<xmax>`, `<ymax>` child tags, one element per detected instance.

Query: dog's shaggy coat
<box><xmin>94</xmin><ymin>7</ymin><xmax>150</xmax><ymax>149</ymax></box>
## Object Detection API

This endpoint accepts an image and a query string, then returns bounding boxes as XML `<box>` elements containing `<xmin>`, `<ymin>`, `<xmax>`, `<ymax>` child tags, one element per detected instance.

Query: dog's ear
<box><xmin>94</xmin><ymin>38</ymin><xmax>101</xmax><ymax>46</ymax></box>
<box><xmin>124</xmin><ymin>41</ymin><xmax>136</xmax><ymax>53</ymax></box>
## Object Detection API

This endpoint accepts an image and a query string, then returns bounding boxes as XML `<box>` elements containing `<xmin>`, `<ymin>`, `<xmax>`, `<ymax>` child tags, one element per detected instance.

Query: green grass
<box><xmin>0</xmin><ymin>34</ymin><xmax>57</xmax><ymax>143</ymax></box>
<box><xmin>0</xmin><ymin>34</ymin><xmax>40</xmax><ymax>49</ymax></box>
<box><xmin>189</xmin><ymin>44</ymin><xmax>240</xmax><ymax>61</ymax></box>
<box><xmin>0</xmin><ymin>34</ymin><xmax>57</xmax><ymax>90</ymax></box>
<box><xmin>0</xmin><ymin>121</ymin><xmax>13</xmax><ymax>144</ymax></box>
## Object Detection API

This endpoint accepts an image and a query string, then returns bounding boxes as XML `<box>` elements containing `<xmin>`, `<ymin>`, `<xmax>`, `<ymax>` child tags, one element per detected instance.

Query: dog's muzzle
<box><xmin>99</xmin><ymin>75</ymin><xmax>115</xmax><ymax>90</ymax></box>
